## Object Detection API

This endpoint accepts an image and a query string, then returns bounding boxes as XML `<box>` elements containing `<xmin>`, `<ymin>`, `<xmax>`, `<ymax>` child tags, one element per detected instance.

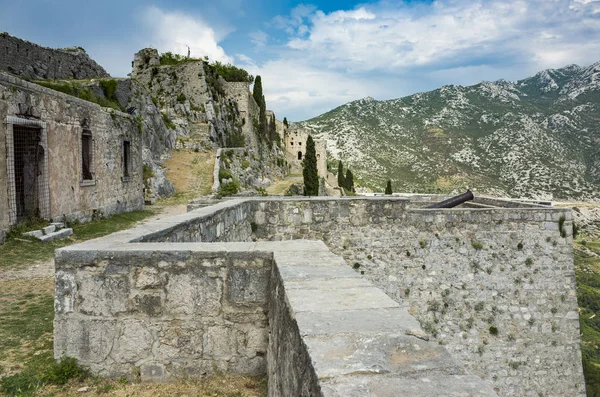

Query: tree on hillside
<box><xmin>385</xmin><ymin>180</ymin><xmax>393</xmax><ymax>195</ymax></box>
<box><xmin>259</xmin><ymin>95</ymin><xmax>267</xmax><ymax>138</ymax></box>
<box><xmin>345</xmin><ymin>169</ymin><xmax>355</xmax><ymax>192</ymax></box>
<box><xmin>303</xmin><ymin>135</ymin><xmax>319</xmax><ymax>196</ymax></box>
<box><xmin>269</xmin><ymin>113</ymin><xmax>277</xmax><ymax>143</ymax></box>
<box><xmin>337</xmin><ymin>160</ymin><xmax>345</xmax><ymax>188</ymax></box>
<box><xmin>283</xmin><ymin>117</ymin><xmax>289</xmax><ymax>128</ymax></box>
<box><xmin>252</xmin><ymin>76</ymin><xmax>263</xmax><ymax>108</ymax></box>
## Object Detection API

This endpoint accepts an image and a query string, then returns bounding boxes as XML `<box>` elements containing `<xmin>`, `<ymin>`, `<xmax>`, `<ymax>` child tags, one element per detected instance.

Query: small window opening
<box><xmin>299</xmin><ymin>142</ymin><xmax>302</xmax><ymax>146</ymax></box>
<box><xmin>123</xmin><ymin>140</ymin><xmax>131</xmax><ymax>178</ymax></box>
<box><xmin>81</xmin><ymin>130</ymin><xmax>93</xmax><ymax>180</ymax></box>
<box><xmin>298</xmin><ymin>151</ymin><xmax>303</xmax><ymax>160</ymax></box>
<box><xmin>290</xmin><ymin>141</ymin><xmax>294</xmax><ymax>146</ymax></box>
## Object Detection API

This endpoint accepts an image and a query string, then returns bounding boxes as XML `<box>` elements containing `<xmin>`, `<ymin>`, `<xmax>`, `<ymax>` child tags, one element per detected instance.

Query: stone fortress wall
<box><xmin>284</xmin><ymin>127</ymin><xmax>327</xmax><ymax>176</ymax></box>
<box><xmin>54</xmin><ymin>196</ymin><xmax>585</xmax><ymax>397</ymax></box>
<box><xmin>0</xmin><ymin>33</ymin><xmax>109</xmax><ymax>80</ymax></box>
<box><xmin>0</xmin><ymin>72</ymin><xmax>144</xmax><ymax>239</ymax></box>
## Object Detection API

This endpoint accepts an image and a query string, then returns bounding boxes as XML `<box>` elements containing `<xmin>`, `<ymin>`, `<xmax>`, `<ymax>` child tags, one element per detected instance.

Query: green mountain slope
<box><xmin>300</xmin><ymin>62</ymin><xmax>600</xmax><ymax>200</ymax></box>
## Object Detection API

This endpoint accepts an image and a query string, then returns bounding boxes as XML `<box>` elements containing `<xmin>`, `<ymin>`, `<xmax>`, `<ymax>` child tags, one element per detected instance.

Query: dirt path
<box><xmin>0</xmin><ymin>204</ymin><xmax>187</xmax><ymax>281</ymax></box>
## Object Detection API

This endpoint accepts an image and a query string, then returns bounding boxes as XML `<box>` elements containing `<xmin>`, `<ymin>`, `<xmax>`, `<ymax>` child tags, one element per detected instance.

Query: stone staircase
<box><xmin>23</xmin><ymin>222</ymin><xmax>73</xmax><ymax>243</ymax></box>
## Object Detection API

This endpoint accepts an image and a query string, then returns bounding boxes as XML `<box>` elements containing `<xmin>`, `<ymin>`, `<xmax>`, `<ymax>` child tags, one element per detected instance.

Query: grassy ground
<box><xmin>576</xmin><ymin>233</ymin><xmax>600</xmax><ymax>397</ymax></box>
<box><xmin>158</xmin><ymin>149</ymin><xmax>215</xmax><ymax>205</ymax></box>
<box><xmin>0</xmin><ymin>210</ymin><xmax>156</xmax><ymax>270</ymax></box>
<box><xmin>0</xmin><ymin>206</ymin><xmax>266</xmax><ymax>396</ymax></box>
<box><xmin>0</xmin><ymin>279</ymin><xmax>266</xmax><ymax>397</ymax></box>
<box><xmin>265</xmin><ymin>175</ymin><xmax>302</xmax><ymax>195</ymax></box>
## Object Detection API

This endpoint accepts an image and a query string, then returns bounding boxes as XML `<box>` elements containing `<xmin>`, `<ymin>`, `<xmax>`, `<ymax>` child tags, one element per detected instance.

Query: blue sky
<box><xmin>1</xmin><ymin>0</ymin><xmax>600</xmax><ymax>120</ymax></box>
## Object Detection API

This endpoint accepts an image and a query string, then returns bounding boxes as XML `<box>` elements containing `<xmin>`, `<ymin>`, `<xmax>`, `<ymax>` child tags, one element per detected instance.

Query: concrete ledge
<box><xmin>268</xmin><ymin>243</ymin><xmax>498</xmax><ymax>396</ymax></box>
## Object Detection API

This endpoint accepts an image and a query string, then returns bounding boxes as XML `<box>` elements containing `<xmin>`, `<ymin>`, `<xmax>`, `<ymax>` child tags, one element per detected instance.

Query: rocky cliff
<box><xmin>0</xmin><ymin>32</ymin><xmax>109</xmax><ymax>80</ymax></box>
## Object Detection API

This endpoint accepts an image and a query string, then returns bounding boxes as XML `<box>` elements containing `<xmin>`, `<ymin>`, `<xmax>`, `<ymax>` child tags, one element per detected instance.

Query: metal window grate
<box><xmin>6</xmin><ymin>122</ymin><xmax>50</xmax><ymax>223</ymax></box>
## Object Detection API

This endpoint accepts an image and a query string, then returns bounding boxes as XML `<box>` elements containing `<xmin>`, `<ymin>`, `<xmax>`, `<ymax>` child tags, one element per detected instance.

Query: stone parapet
<box><xmin>54</xmin><ymin>196</ymin><xmax>585</xmax><ymax>396</ymax></box>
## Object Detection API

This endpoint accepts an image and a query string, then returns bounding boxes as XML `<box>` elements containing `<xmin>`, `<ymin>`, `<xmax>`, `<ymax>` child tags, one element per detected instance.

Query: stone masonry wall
<box><xmin>0</xmin><ymin>73</ymin><xmax>143</xmax><ymax>229</ymax></box>
<box><xmin>252</xmin><ymin>198</ymin><xmax>586</xmax><ymax>397</ymax></box>
<box><xmin>0</xmin><ymin>32</ymin><xmax>109</xmax><ymax>80</ymax></box>
<box><xmin>139</xmin><ymin>200</ymin><xmax>253</xmax><ymax>243</ymax></box>
<box><xmin>54</xmin><ymin>247</ymin><xmax>270</xmax><ymax>380</ymax></box>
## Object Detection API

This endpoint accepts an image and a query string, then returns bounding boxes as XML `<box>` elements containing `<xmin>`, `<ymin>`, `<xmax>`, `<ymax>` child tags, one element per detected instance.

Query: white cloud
<box><xmin>142</xmin><ymin>6</ymin><xmax>233</xmax><ymax>63</ymax></box>
<box><xmin>249</xmin><ymin>30</ymin><xmax>268</xmax><ymax>47</ymax></box>
<box><xmin>258</xmin><ymin>0</ymin><xmax>600</xmax><ymax>119</ymax></box>
<box><xmin>240</xmin><ymin>58</ymin><xmax>372</xmax><ymax>121</ymax></box>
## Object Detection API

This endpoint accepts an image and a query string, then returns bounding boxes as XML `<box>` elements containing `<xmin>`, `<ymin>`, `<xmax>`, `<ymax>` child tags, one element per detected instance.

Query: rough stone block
<box><xmin>77</xmin><ymin>274</ymin><xmax>129</xmax><ymax>316</ymax></box>
<box><xmin>164</xmin><ymin>273</ymin><xmax>222</xmax><ymax>316</ymax></box>
<box><xmin>39</xmin><ymin>228</ymin><xmax>73</xmax><ymax>242</ymax></box>
<box><xmin>140</xmin><ymin>363</ymin><xmax>167</xmax><ymax>382</ymax></box>
<box><xmin>23</xmin><ymin>230</ymin><xmax>43</xmax><ymax>238</ymax></box>
<box><xmin>112</xmin><ymin>319</ymin><xmax>153</xmax><ymax>363</ymax></box>
<box><xmin>134</xmin><ymin>267</ymin><xmax>163</xmax><ymax>289</ymax></box>
<box><xmin>228</xmin><ymin>267</ymin><xmax>269</xmax><ymax>305</ymax></box>
<box><xmin>54</xmin><ymin>318</ymin><xmax>117</xmax><ymax>364</ymax></box>
<box><xmin>43</xmin><ymin>225</ymin><xmax>56</xmax><ymax>235</ymax></box>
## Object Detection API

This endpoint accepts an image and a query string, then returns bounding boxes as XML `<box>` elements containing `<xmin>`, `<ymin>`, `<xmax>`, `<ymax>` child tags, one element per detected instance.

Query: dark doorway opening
<box><xmin>12</xmin><ymin>125</ymin><xmax>44</xmax><ymax>222</ymax></box>
<box><xmin>298</xmin><ymin>151</ymin><xmax>302</xmax><ymax>160</ymax></box>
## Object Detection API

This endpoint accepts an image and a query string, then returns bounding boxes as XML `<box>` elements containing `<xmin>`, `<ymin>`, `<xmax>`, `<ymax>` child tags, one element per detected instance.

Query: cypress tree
<box><xmin>385</xmin><ymin>180</ymin><xmax>392</xmax><ymax>195</ymax></box>
<box><xmin>283</xmin><ymin>117</ymin><xmax>289</xmax><ymax>128</ymax></box>
<box><xmin>345</xmin><ymin>169</ymin><xmax>354</xmax><ymax>192</ymax></box>
<box><xmin>253</xmin><ymin>76</ymin><xmax>263</xmax><ymax>108</ymax></box>
<box><xmin>259</xmin><ymin>97</ymin><xmax>267</xmax><ymax>138</ymax></box>
<box><xmin>303</xmin><ymin>135</ymin><xmax>319</xmax><ymax>196</ymax></box>
<box><xmin>337</xmin><ymin>160</ymin><xmax>345</xmax><ymax>188</ymax></box>
<box><xmin>270</xmin><ymin>114</ymin><xmax>277</xmax><ymax>142</ymax></box>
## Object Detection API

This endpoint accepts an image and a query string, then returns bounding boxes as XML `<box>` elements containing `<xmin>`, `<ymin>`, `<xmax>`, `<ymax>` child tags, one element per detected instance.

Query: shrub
<box><xmin>471</xmin><ymin>240</ymin><xmax>484</xmax><ymax>250</ymax></box>
<box><xmin>211</xmin><ymin>61</ymin><xmax>254</xmax><ymax>83</ymax></box>
<box><xmin>558</xmin><ymin>215</ymin><xmax>567</xmax><ymax>238</ymax></box>
<box><xmin>489</xmin><ymin>326</ymin><xmax>499</xmax><ymax>335</ymax></box>
<box><xmin>100</xmin><ymin>79</ymin><xmax>119</xmax><ymax>102</ymax></box>
<box><xmin>176</xmin><ymin>93</ymin><xmax>186</xmax><ymax>103</ymax></box>
<box><xmin>218</xmin><ymin>180</ymin><xmax>240</xmax><ymax>197</ymax></box>
<box><xmin>161</xmin><ymin>112</ymin><xmax>176</xmax><ymax>130</ymax></box>
<box><xmin>218</xmin><ymin>168</ymin><xmax>233</xmax><ymax>182</ymax></box>
<box><xmin>385</xmin><ymin>179</ymin><xmax>393</xmax><ymax>194</ymax></box>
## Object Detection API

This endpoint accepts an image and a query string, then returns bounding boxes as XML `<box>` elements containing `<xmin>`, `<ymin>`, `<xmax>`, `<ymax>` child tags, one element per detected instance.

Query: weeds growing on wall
<box><xmin>34</xmin><ymin>80</ymin><xmax>123</xmax><ymax>111</ymax></box>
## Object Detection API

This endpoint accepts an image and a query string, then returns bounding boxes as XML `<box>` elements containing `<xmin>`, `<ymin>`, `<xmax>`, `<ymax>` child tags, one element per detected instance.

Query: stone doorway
<box><xmin>6</xmin><ymin>117</ymin><xmax>50</xmax><ymax>224</ymax></box>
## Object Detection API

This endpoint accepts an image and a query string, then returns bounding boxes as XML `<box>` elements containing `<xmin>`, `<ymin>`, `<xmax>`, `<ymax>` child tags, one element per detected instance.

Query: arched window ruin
<box><xmin>298</xmin><ymin>151</ymin><xmax>302</xmax><ymax>160</ymax></box>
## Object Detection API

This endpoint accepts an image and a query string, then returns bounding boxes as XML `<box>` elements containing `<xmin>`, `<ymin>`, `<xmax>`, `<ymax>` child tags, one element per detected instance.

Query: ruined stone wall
<box><xmin>212</xmin><ymin>148</ymin><xmax>286</xmax><ymax>195</ymax></box>
<box><xmin>54</xmin><ymin>247</ymin><xmax>270</xmax><ymax>380</ymax></box>
<box><xmin>253</xmin><ymin>198</ymin><xmax>586</xmax><ymax>397</ymax></box>
<box><xmin>139</xmin><ymin>200</ymin><xmax>253</xmax><ymax>243</ymax></box>
<box><xmin>0</xmin><ymin>73</ymin><xmax>143</xmax><ymax>226</ymax></box>
<box><xmin>224</xmin><ymin>82</ymin><xmax>260</xmax><ymax>151</ymax></box>
<box><xmin>0</xmin><ymin>32</ymin><xmax>109</xmax><ymax>80</ymax></box>
<box><xmin>284</xmin><ymin>128</ymin><xmax>327</xmax><ymax>176</ymax></box>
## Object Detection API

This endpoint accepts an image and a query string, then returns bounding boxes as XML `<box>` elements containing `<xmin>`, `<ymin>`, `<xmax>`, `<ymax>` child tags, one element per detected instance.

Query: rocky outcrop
<box><xmin>0</xmin><ymin>32</ymin><xmax>110</xmax><ymax>80</ymax></box>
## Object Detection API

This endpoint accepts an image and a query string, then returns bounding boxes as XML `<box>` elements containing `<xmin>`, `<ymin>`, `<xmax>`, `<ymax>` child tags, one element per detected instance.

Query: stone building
<box><xmin>0</xmin><ymin>73</ymin><xmax>144</xmax><ymax>243</ymax></box>
<box><xmin>284</xmin><ymin>127</ymin><xmax>327</xmax><ymax>177</ymax></box>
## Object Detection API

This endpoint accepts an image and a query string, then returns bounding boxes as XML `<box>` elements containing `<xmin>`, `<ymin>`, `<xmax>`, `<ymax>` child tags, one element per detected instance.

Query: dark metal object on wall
<box><xmin>426</xmin><ymin>190</ymin><xmax>474</xmax><ymax>209</ymax></box>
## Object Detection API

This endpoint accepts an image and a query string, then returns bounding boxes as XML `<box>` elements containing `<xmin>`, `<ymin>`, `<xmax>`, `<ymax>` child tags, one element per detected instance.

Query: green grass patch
<box><xmin>575</xmin><ymin>234</ymin><xmax>600</xmax><ymax>396</ymax></box>
<box><xmin>0</xmin><ymin>210</ymin><xmax>156</xmax><ymax>270</ymax></box>
<box><xmin>34</xmin><ymin>80</ymin><xmax>123</xmax><ymax>111</ymax></box>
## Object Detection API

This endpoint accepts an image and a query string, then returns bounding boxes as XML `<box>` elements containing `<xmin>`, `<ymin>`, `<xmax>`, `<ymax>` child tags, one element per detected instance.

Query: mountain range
<box><xmin>299</xmin><ymin>62</ymin><xmax>600</xmax><ymax>201</ymax></box>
